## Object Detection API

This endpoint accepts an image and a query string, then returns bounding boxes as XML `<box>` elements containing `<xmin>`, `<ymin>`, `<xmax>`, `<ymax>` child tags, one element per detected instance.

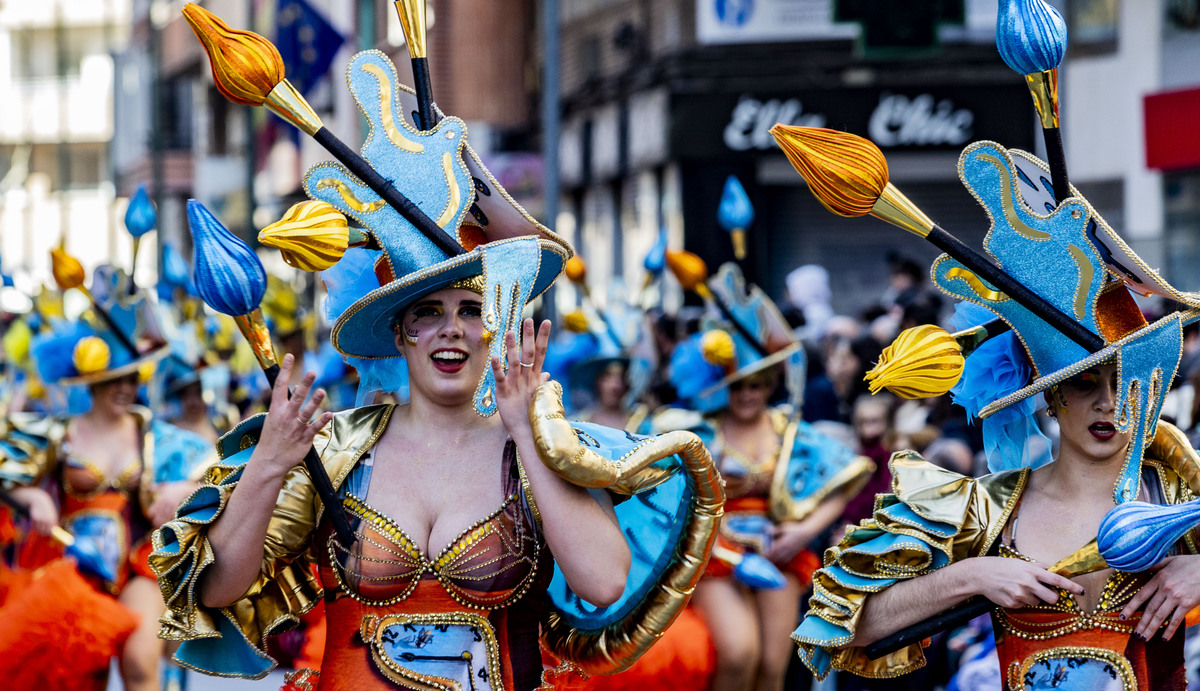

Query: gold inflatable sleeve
<box><xmin>530</xmin><ymin>381</ymin><xmax>725</xmax><ymax>674</ymax></box>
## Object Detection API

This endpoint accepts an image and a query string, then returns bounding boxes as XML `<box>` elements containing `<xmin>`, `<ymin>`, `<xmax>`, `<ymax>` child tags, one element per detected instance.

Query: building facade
<box><xmin>0</xmin><ymin>0</ymin><xmax>132</xmax><ymax>299</ymax></box>
<box><xmin>555</xmin><ymin>0</ymin><xmax>1200</xmax><ymax>319</ymax></box>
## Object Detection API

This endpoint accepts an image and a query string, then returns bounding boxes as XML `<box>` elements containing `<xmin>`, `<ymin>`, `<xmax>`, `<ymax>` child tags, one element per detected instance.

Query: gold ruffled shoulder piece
<box><xmin>1146</xmin><ymin>420</ymin><xmax>1200</xmax><ymax>498</ymax></box>
<box><xmin>530</xmin><ymin>381</ymin><xmax>725</xmax><ymax>674</ymax></box>
<box><xmin>794</xmin><ymin>451</ymin><xmax>1026</xmax><ymax>680</ymax></box>
<box><xmin>0</xmin><ymin>413</ymin><xmax>65</xmax><ymax>490</ymax></box>
<box><xmin>150</xmin><ymin>405</ymin><xmax>394</xmax><ymax>679</ymax></box>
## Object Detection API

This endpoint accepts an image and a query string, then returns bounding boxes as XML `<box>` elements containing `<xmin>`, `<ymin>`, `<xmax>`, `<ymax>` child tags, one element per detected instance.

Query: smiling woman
<box><xmin>149</xmin><ymin>16</ymin><xmax>721</xmax><ymax>690</ymax></box>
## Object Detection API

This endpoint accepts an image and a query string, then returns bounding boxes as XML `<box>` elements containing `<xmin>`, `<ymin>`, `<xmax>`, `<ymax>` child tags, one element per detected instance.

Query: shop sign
<box><xmin>672</xmin><ymin>83</ymin><xmax>1033</xmax><ymax>159</ymax></box>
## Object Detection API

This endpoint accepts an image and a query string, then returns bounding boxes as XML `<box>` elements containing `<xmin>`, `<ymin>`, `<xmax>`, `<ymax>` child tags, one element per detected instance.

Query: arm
<box><xmin>197</xmin><ymin>355</ymin><xmax>333</xmax><ymax>609</ymax></box>
<box><xmin>850</xmin><ymin>556</ymin><xmax>1084</xmax><ymax>647</ymax></box>
<box><xmin>492</xmin><ymin>319</ymin><xmax>632</xmax><ymax>608</ymax></box>
<box><xmin>767</xmin><ymin>493</ymin><xmax>848</xmax><ymax>565</ymax></box>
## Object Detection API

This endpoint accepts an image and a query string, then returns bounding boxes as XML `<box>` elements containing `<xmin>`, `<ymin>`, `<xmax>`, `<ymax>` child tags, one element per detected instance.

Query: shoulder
<box><xmin>887</xmin><ymin>449</ymin><xmax>1027</xmax><ymax>534</ymax></box>
<box><xmin>1143</xmin><ymin>420</ymin><xmax>1200</xmax><ymax>503</ymax></box>
<box><xmin>129</xmin><ymin>405</ymin><xmax>153</xmax><ymax>431</ymax></box>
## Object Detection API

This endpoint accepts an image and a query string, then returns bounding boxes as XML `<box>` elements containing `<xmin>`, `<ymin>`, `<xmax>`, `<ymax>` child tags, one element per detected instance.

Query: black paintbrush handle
<box><xmin>262</xmin><ymin>363</ymin><xmax>356</xmax><ymax>547</ymax></box>
<box><xmin>1042</xmin><ymin>126</ymin><xmax>1070</xmax><ymax>206</ymax></box>
<box><xmin>411</xmin><ymin>57</ymin><xmax>437</xmax><ymax>131</ymax></box>
<box><xmin>312</xmin><ymin>127</ymin><xmax>463</xmax><ymax>257</ymax></box>
<box><xmin>865</xmin><ymin>596</ymin><xmax>994</xmax><ymax>659</ymax></box>
<box><xmin>927</xmin><ymin>225</ymin><xmax>1104</xmax><ymax>353</ymax></box>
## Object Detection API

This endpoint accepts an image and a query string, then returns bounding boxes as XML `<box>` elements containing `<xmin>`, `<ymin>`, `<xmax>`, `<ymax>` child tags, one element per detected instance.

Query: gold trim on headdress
<box><xmin>447</xmin><ymin>274</ymin><xmax>486</xmax><ymax>294</ymax></box>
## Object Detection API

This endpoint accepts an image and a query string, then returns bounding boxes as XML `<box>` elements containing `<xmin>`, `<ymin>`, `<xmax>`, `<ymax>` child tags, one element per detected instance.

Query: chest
<box><xmin>361</xmin><ymin>438</ymin><xmax>513</xmax><ymax>558</ymax></box>
<box><xmin>62</xmin><ymin>419</ymin><xmax>143</xmax><ymax>492</ymax></box>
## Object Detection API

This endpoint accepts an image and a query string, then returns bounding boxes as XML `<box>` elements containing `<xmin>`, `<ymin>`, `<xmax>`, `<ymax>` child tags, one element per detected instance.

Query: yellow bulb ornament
<box><xmin>700</xmin><ymin>329</ymin><xmax>736</xmax><ymax>369</ymax></box>
<box><xmin>258</xmin><ymin>201</ymin><xmax>350</xmax><ymax>272</ymax></box>
<box><xmin>865</xmin><ymin>325</ymin><xmax>964</xmax><ymax>399</ymax></box>
<box><xmin>563</xmin><ymin>310</ymin><xmax>590</xmax><ymax>334</ymax></box>
<box><xmin>73</xmin><ymin>336</ymin><xmax>111</xmax><ymax>376</ymax></box>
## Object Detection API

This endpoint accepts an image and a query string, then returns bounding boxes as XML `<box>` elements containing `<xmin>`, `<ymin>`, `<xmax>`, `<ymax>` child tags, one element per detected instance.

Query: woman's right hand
<box><xmin>10</xmin><ymin>486</ymin><xmax>58</xmax><ymax>535</ymax></box>
<box><xmin>968</xmin><ymin>556</ymin><xmax>1084</xmax><ymax>608</ymax></box>
<box><xmin>251</xmin><ymin>354</ymin><xmax>334</xmax><ymax>480</ymax></box>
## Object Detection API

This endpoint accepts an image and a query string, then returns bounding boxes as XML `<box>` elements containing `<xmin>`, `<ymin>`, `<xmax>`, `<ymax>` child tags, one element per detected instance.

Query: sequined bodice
<box><xmin>60</xmin><ymin>444</ymin><xmax>142</xmax><ymax>500</ymax></box>
<box><xmin>325</xmin><ymin>442</ymin><xmax>543</xmax><ymax>610</ymax></box>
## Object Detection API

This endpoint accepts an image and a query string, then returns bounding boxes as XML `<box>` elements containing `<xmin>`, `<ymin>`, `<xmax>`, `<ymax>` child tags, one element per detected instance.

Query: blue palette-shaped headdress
<box><xmin>316</xmin><ymin>51</ymin><xmax>571</xmax><ymax>415</ymax></box>
<box><xmin>33</xmin><ymin>267</ymin><xmax>171</xmax><ymax>388</ymax></box>
<box><xmin>669</xmin><ymin>263</ymin><xmax>805</xmax><ymax>414</ymax></box>
<box><xmin>935</xmin><ymin>141</ymin><xmax>1200</xmax><ymax>502</ymax></box>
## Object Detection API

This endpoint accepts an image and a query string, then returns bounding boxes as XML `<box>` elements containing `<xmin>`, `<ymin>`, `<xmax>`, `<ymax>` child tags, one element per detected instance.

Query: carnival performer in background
<box><xmin>151</xmin><ymin>6</ymin><xmax>722</xmax><ymax>689</ymax></box>
<box><xmin>0</xmin><ymin>264</ymin><xmax>213</xmax><ymax>691</ymax></box>
<box><xmin>776</xmin><ymin>6</ymin><xmax>1200</xmax><ymax>688</ymax></box>
<box><xmin>636</xmin><ymin>261</ymin><xmax>873</xmax><ymax>691</ymax></box>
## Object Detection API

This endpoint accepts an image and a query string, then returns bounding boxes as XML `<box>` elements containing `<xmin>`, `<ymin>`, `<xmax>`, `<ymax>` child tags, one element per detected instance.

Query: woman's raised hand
<box><xmin>492</xmin><ymin>318</ymin><xmax>551</xmax><ymax>438</ymax></box>
<box><xmin>252</xmin><ymin>353</ymin><xmax>333</xmax><ymax>480</ymax></box>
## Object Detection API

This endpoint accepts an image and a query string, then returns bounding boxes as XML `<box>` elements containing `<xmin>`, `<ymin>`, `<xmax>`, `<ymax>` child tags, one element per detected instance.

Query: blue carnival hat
<box><xmin>669</xmin><ymin>263</ymin><xmax>805</xmax><ymax>413</ymax></box>
<box><xmin>934</xmin><ymin>142</ymin><xmax>1200</xmax><ymax>501</ymax></box>
<box><xmin>285</xmin><ymin>51</ymin><xmax>570</xmax><ymax>416</ymax></box>
<box><xmin>566</xmin><ymin>287</ymin><xmax>658</xmax><ymax>409</ymax></box>
<box><xmin>34</xmin><ymin>267</ymin><xmax>169</xmax><ymax>387</ymax></box>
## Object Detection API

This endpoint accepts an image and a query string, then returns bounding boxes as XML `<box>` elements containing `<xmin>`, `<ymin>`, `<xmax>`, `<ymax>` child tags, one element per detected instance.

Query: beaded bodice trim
<box><xmin>325</xmin><ymin>441</ymin><xmax>543</xmax><ymax>610</ymax></box>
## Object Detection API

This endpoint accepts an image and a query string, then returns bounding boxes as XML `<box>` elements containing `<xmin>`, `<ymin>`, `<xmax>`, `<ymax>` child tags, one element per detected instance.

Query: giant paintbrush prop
<box><xmin>187</xmin><ymin>200</ymin><xmax>355</xmax><ymax>547</ymax></box>
<box><xmin>50</xmin><ymin>243</ymin><xmax>141</xmax><ymax>358</ymax></box>
<box><xmin>770</xmin><ymin>125</ymin><xmax>1104</xmax><ymax>354</ymax></box>
<box><xmin>393</xmin><ymin>0</ymin><xmax>436</xmax><ymax>131</ymax></box>
<box><xmin>996</xmin><ymin>0</ymin><xmax>1070</xmax><ymax>204</ymax></box>
<box><xmin>181</xmin><ymin>3</ymin><xmax>461</xmax><ymax>258</ymax></box>
<box><xmin>866</xmin><ymin>493</ymin><xmax>1200</xmax><ymax>658</ymax></box>
<box><xmin>665</xmin><ymin>249</ymin><xmax>769</xmax><ymax>357</ymax></box>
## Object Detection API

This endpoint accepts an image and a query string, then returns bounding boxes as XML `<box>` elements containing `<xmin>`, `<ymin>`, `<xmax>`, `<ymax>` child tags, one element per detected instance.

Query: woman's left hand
<box><xmin>492</xmin><ymin>318</ymin><xmax>552</xmax><ymax>439</ymax></box>
<box><xmin>147</xmin><ymin>480</ymin><xmax>200</xmax><ymax>527</ymax></box>
<box><xmin>1120</xmin><ymin>554</ymin><xmax>1200</xmax><ymax>640</ymax></box>
<box><xmin>766</xmin><ymin>520</ymin><xmax>818</xmax><ymax>565</ymax></box>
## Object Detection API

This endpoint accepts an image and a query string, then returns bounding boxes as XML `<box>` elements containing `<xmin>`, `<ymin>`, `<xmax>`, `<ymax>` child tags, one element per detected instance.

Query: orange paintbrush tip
<box><xmin>182</xmin><ymin>3</ymin><xmax>284</xmax><ymax>106</ymax></box>
<box><xmin>770</xmin><ymin>124</ymin><xmax>889</xmax><ymax>218</ymax></box>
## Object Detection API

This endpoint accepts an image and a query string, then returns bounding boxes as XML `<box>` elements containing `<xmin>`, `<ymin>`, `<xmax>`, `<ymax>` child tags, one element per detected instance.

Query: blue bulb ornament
<box><xmin>125</xmin><ymin>185</ymin><xmax>157</xmax><ymax>238</ymax></box>
<box><xmin>186</xmin><ymin>200</ymin><xmax>267</xmax><ymax>317</ymax></box>
<box><xmin>996</xmin><ymin>0</ymin><xmax>1067</xmax><ymax>76</ymax></box>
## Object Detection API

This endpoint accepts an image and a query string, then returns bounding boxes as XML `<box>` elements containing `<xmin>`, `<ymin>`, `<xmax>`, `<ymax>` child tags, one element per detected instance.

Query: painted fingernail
<box><xmin>1119</xmin><ymin>614</ymin><xmax>1126</xmax><ymax>620</ymax></box>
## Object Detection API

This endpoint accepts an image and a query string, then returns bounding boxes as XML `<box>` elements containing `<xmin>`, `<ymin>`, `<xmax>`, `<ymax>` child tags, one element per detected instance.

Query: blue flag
<box><xmin>275</xmin><ymin>0</ymin><xmax>345</xmax><ymax>96</ymax></box>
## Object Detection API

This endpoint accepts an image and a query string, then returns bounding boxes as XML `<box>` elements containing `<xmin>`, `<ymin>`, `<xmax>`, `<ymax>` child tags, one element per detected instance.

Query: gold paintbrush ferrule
<box><xmin>1049</xmin><ymin>539</ymin><xmax>1107</xmax><ymax>578</ymax></box>
<box><xmin>870</xmin><ymin>183</ymin><xmax>935</xmax><ymax>238</ymax></box>
<box><xmin>394</xmin><ymin>0</ymin><xmax>428</xmax><ymax>58</ymax></box>
<box><xmin>1026</xmin><ymin>70</ymin><xmax>1060</xmax><ymax>129</ymax></box>
<box><xmin>233</xmin><ymin>309</ymin><xmax>280</xmax><ymax>371</ymax></box>
<box><xmin>264</xmin><ymin>80</ymin><xmax>324</xmax><ymax>136</ymax></box>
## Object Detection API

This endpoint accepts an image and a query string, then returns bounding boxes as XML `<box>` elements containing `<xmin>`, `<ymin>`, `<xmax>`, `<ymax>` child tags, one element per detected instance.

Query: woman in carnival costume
<box><xmin>639</xmin><ymin>262</ymin><xmax>874</xmax><ymax>691</ymax></box>
<box><xmin>787</xmin><ymin>135</ymin><xmax>1200</xmax><ymax>691</ymax></box>
<box><xmin>776</xmin><ymin>0</ymin><xmax>1200</xmax><ymax>686</ymax></box>
<box><xmin>0</xmin><ymin>265</ymin><xmax>216</xmax><ymax>691</ymax></box>
<box><xmin>150</xmin><ymin>6</ymin><xmax>723</xmax><ymax>690</ymax></box>
<box><xmin>544</xmin><ymin>296</ymin><xmax>656</xmax><ymax>434</ymax></box>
